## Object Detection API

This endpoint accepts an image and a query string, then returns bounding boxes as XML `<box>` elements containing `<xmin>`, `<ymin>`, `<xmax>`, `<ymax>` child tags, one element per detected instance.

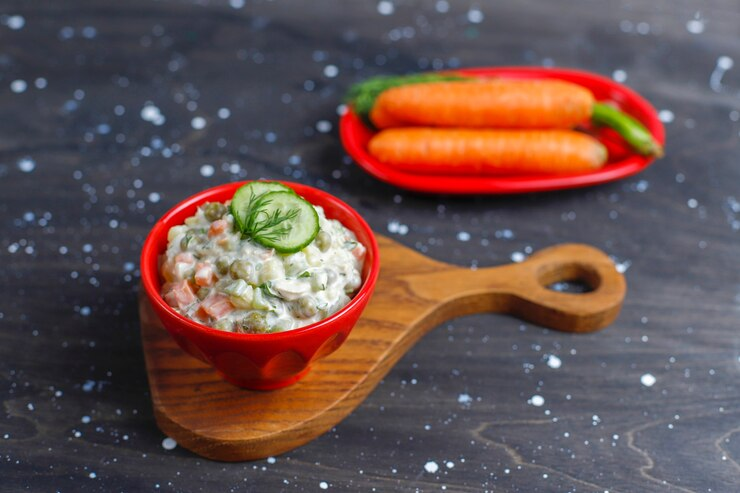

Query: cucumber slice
<box><xmin>230</xmin><ymin>181</ymin><xmax>295</xmax><ymax>231</ymax></box>
<box><xmin>246</xmin><ymin>191</ymin><xmax>319</xmax><ymax>253</ymax></box>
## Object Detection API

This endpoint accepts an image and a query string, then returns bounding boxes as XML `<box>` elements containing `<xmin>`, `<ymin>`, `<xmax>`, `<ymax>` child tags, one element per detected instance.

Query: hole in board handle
<box><xmin>537</xmin><ymin>262</ymin><xmax>601</xmax><ymax>295</ymax></box>
<box><xmin>546</xmin><ymin>280</ymin><xmax>594</xmax><ymax>294</ymax></box>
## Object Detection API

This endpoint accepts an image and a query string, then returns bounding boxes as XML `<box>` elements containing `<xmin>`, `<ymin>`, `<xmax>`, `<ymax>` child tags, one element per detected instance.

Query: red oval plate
<box><xmin>340</xmin><ymin>67</ymin><xmax>665</xmax><ymax>194</ymax></box>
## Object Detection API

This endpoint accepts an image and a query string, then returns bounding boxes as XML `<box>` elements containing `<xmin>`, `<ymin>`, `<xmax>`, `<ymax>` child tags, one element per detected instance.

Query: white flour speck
<box><xmin>6</xmin><ymin>15</ymin><xmax>25</xmax><ymax>30</ymax></box>
<box><xmin>17</xmin><ymin>157</ymin><xmax>36</xmax><ymax>173</ymax></box>
<box><xmin>710</xmin><ymin>56</ymin><xmax>734</xmax><ymax>92</ymax></box>
<box><xmin>546</xmin><ymin>355</ymin><xmax>562</xmax><ymax>369</ymax></box>
<box><xmin>162</xmin><ymin>437</ymin><xmax>177</xmax><ymax>450</ymax></box>
<box><xmin>634</xmin><ymin>180</ymin><xmax>649</xmax><ymax>192</ymax></box>
<box><xmin>316</xmin><ymin>120</ymin><xmax>332</xmax><ymax>133</ymax></box>
<box><xmin>446</xmin><ymin>461</ymin><xmax>454</xmax><ymax>468</ymax></box>
<box><xmin>191</xmin><ymin>116</ymin><xmax>206</xmax><ymax>130</ymax></box>
<box><xmin>217</xmin><ymin>108</ymin><xmax>231</xmax><ymax>119</ymax></box>
<box><xmin>140</xmin><ymin>104</ymin><xmax>165</xmax><ymax>125</ymax></box>
<box><xmin>323</xmin><ymin>65</ymin><xmax>339</xmax><ymax>78</ymax></box>
<box><xmin>424</xmin><ymin>461</ymin><xmax>439</xmax><ymax>473</ymax></box>
<box><xmin>610</xmin><ymin>256</ymin><xmax>632</xmax><ymax>274</ymax></box>
<box><xmin>319</xmin><ymin>481</ymin><xmax>329</xmax><ymax>490</ymax></box>
<box><xmin>686</xmin><ymin>18</ymin><xmax>705</xmax><ymax>34</ymax></box>
<box><xmin>457</xmin><ymin>231</ymin><xmax>471</xmax><ymax>242</ymax></box>
<box><xmin>658</xmin><ymin>110</ymin><xmax>675</xmax><ymax>123</ymax></box>
<box><xmin>10</xmin><ymin>79</ymin><xmax>27</xmax><ymax>93</ymax></box>
<box><xmin>200</xmin><ymin>164</ymin><xmax>215</xmax><ymax>177</ymax></box>
<box><xmin>511</xmin><ymin>251</ymin><xmax>525</xmax><ymax>263</ymax></box>
<box><xmin>229</xmin><ymin>0</ymin><xmax>245</xmax><ymax>8</ymax></box>
<box><xmin>612</xmin><ymin>69</ymin><xmax>627</xmax><ymax>82</ymax></box>
<box><xmin>27</xmin><ymin>403</ymin><xmax>34</xmax><ymax>411</ymax></box>
<box><xmin>148</xmin><ymin>192</ymin><xmax>161</xmax><ymax>203</ymax></box>
<box><xmin>435</xmin><ymin>1</ymin><xmax>450</xmax><ymax>13</ymax></box>
<box><xmin>81</xmin><ymin>26</ymin><xmax>97</xmax><ymax>39</ymax></box>
<box><xmin>89</xmin><ymin>472</ymin><xmax>97</xmax><ymax>479</ymax></box>
<box><xmin>458</xmin><ymin>393</ymin><xmax>472</xmax><ymax>405</ymax></box>
<box><xmin>467</xmin><ymin>9</ymin><xmax>484</xmax><ymax>23</ymax></box>
<box><xmin>687</xmin><ymin>198</ymin><xmax>698</xmax><ymax>208</ymax></box>
<box><xmin>640</xmin><ymin>373</ymin><xmax>656</xmax><ymax>387</ymax></box>
<box><xmin>529</xmin><ymin>395</ymin><xmax>545</xmax><ymax>407</ymax></box>
<box><xmin>387</xmin><ymin>220</ymin><xmax>409</xmax><ymax>235</ymax></box>
<box><xmin>377</xmin><ymin>1</ymin><xmax>394</xmax><ymax>15</ymax></box>
<box><xmin>266</xmin><ymin>456</ymin><xmax>276</xmax><ymax>464</ymax></box>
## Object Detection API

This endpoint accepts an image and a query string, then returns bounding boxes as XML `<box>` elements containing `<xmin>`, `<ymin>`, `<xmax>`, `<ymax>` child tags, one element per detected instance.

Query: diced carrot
<box><xmin>351</xmin><ymin>245</ymin><xmax>366</xmax><ymax>261</ymax></box>
<box><xmin>163</xmin><ymin>280</ymin><xmax>197</xmax><ymax>309</ymax></box>
<box><xmin>175</xmin><ymin>252</ymin><xmax>195</xmax><ymax>263</ymax></box>
<box><xmin>200</xmin><ymin>293</ymin><xmax>234</xmax><ymax>320</ymax></box>
<box><xmin>194</xmin><ymin>262</ymin><xmax>217</xmax><ymax>287</ymax></box>
<box><xmin>209</xmin><ymin>219</ymin><xmax>228</xmax><ymax>237</ymax></box>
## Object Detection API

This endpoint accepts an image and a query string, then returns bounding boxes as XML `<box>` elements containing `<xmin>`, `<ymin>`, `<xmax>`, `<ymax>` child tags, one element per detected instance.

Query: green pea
<box><xmin>292</xmin><ymin>297</ymin><xmax>318</xmax><ymax>319</ymax></box>
<box><xmin>237</xmin><ymin>312</ymin><xmax>270</xmax><ymax>334</ymax></box>
<box><xmin>215</xmin><ymin>257</ymin><xmax>231</xmax><ymax>275</ymax></box>
<box><xmin>197</xmin><ymin>287</ymin><xmax>210</xmax><ymax>300</ymax></box>
<box><xmin>203</xmin><ymin>202</ymin><xmax>227</xmax><ymax>222</ymax></box>
<box><xmin>180</xmin><ymin>229</ymin><xmax>206</xmax><ymax>250</ymax></box>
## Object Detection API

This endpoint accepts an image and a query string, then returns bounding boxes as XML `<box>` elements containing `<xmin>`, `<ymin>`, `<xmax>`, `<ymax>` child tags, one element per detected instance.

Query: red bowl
<box><xmin>140</xmin><ymin>181</ymin><xmax>380</xmax><ymax>390</ymax></box>
<box><xmin>340</xmin><ymin>66</ymin><xmax>666</xmax><ymax>194</ymax></box>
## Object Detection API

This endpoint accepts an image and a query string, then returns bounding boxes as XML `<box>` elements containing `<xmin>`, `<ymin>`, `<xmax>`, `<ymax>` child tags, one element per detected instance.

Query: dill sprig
<box><xmin>243</xmin><ymin>195</ymin><xmax>300</xmax><ymax>244</ymax></box>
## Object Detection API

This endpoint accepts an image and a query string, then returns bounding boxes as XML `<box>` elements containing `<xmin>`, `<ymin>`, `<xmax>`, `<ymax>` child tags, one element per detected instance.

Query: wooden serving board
<box><xmin>139</xmin><ymin>234</ymin><xmax>625</xmax><ymax>461</ymax></box>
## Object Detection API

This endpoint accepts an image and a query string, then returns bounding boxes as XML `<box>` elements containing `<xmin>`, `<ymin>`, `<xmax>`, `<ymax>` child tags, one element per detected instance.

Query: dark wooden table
<box><xmin>2</xmin><ymin>1</ymin><xmax>739</xmax><ymax>491</ymax></box>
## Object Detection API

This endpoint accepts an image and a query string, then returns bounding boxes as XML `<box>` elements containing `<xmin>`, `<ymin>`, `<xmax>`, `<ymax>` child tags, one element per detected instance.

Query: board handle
<box><xmin>486</xmin><ymin>243</ymin><xmax>627</xmax><ymax>332</ymax></box>
<box><xmin>406</xmin><ymin>243</ymin><xmax>626</xmax><ymax>333</ymax></box>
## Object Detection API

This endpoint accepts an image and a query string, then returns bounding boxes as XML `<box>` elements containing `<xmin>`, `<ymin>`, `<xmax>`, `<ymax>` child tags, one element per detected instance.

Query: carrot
<box><xmin>347</xmin><ymin>73</ymin><xmax>663</xmax><ymax>157</ymax></box>
<box><xmin>368</xmin><ymin>128</ymin><xmax>607</xmax><ymax>175</ymax></box>
<box><xmin>369</xmin><ymin>103</ymin><xmax>405</xmax><ymax>129</ymax></box>
<box><xmin>373</xmin><ymin>79</ymin><xmax>594</xmax><ymax>130</ymax></box>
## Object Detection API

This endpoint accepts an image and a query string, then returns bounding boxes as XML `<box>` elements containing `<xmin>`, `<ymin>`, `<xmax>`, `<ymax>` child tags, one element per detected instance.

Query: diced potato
<box><xmin>310</xmin><ymin>271</ymin><xmax>329</xmax><ymax>292</ymax></box>
<box><xmin>168</xmin><ymin>225</ymin><xmax>187</xmax><ymax>242</ymax></box>
<box><xmin>283</xmin><ymin>252</ymin><xmax>308</xmax><ymax>277</ymax></box>
<box><xmin>273</xmin><ymin>317</ymin><xmax>294</xmax><ymax>332</ymax></box>
<box><xmin>304</xmin><ymin>245</ymin><xmax>322</xmax><ymax>267</ymax></box>
<box><xmin>252</xmin><ymin>288</ymin><xmax>272</xmax><ymax>310</ymax></box>
<box><xmin>259</xmin><ymin>258</ymin><xmax>285</xmax><ymax>284</ymax></box>
<box><xmin>223</xmin><ymin>280</ymin><xmax>254</xmax><ymax>309</ymax></box>
<box><xmin>315</xmin><ymin>230</ymin><xmax>332</xmax><ymax>252</ymax></box>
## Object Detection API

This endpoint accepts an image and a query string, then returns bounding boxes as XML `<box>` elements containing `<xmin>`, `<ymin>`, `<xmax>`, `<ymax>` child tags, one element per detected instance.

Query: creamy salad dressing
<box><xmin>160</xmin><ymin>200</ymin><xmax>365</xmax><ymax>333</ymax></box>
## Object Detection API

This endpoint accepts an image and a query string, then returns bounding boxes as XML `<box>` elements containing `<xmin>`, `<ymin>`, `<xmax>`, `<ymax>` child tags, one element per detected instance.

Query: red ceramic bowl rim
<box><xmin>140</xmin><ymin>181</ymin><xmax>380</xmax><ymax>342</ymax></box>
<box><xmin>339</xmin><ymin>66</ymin><xmax>666</xmax><ymax>194</ymax></box>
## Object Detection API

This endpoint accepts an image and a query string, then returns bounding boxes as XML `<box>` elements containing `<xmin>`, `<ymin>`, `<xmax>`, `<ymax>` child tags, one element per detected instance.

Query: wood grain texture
<box><xmin>1</xmin><ymin>0</ymin><xmax>739</xmax><ymax>491</ymax></box>
<box><xmin>141</xmin><ymin>234</ymin><xmax>625</xmax><ymax>461</ymax></box>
